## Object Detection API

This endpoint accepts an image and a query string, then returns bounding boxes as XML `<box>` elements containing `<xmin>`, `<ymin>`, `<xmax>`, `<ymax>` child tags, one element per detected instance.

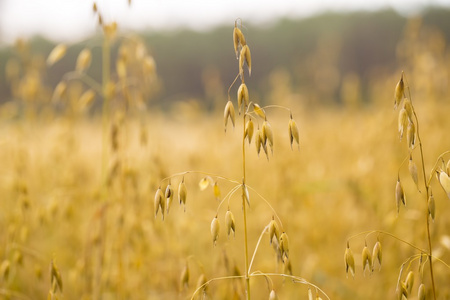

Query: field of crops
<box><xmin>1</xmin><ymin>6</ymin><xmax>450</xmax><ymax>300</ymax></box>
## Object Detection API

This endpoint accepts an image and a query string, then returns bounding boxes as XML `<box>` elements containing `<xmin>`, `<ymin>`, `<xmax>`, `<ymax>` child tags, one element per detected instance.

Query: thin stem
<box><xmin>403</xmin><ymin>73</ymin><xmax>437</xmax><ymax>300</ymax></box>
<box><xmin>248</xmin><ymin>225</ymin><xmax>269</xmax><ymax>273</ymax></box>
<box><xmin>242</xmin><ymin>112</ymin><xmax>250</xmax><ymax>300</ymax></box>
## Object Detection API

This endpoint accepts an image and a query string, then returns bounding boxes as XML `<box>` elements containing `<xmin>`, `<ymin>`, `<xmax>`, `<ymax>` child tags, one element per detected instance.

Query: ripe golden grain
<box><xmin>418</xmin><ymin>283</ymin><xmax>425</xmax><ymax>300</ymax></box>
<box><xmin>47</xmin><ymin>44</ymin><xmax>67</xmax><ymax>66</ymax></box>
<box><xmin>268</xmin><ymin>217</ymin><xmax>280</xmax><ymax>244</ymax></box>
<box><xmin>225</xmin><ymin>210</ymin><xmax>236</xmax><ymax>237</ymax></box>
<box><xmin>396</xmin><ymin>178</ymin><xmax>406</xmax><ymax>213</ymax></box>
<box><xmin>398</xmin><ymin>108</ymin><xmax>407</xmax><ymax>140</ymax></box>
<box><xmin>344</xmin><ymin>244</ymin><xmax>355</xmax><ymax>278</ymax></box>
<box><xmin>211</xmin><ymin>216</ymin><xmax>220</xmax><ymax>246</ymax></box>
<box><xmin>244</xmin><ymin>118</ymin><xmax>254</xmax><ymax>144</ymax></box>
<box><xmin>154</xmin><ymin>187</ymin><xmax>165</xmax><ymax>220</ymax></box>
<box><xmin>269</xmin><ymin>289</ymin><xmax>278</xmax><ymax>300</ymax></box>
<box><xmin>237</xmin><ymin>83</ymin><xmax>249</xmax><ymax>113</ymax></box>
<box><xmin>76</xmin><ymin>48</ymin><xmax>92</xmax><ymax>72</ymax></box>
<box><xmin>394</xmin><ymin>74</ymin><xmax>404</xmax><ymax>109</ymax></box>
<box><xmin>428</xmin><ymin>191</ymin><xmax>435</xmax><ymax>221</ymax></box>
<box><xmin>288</xmin><ymin>117</ymin><xmax>300</xmax><ymax>149</ymax></box>
<box><xmin>405</xmin><ymin>271</ymin><xmax>414</xmax><ymax>295</ymax></box>
<box><xmin>372</xmin><ymin>241</ymin><xmax>382</xmax><ymax>271</ymax></box>
<box><xmin>406</xmin><ymin>121</ymin><xmax>416</xmax><ymax>149</ymax></box>
<box><xmin>178</xmin><ymin>177</ymin><xmax>187</xmax><ymax>210</ymax></box>
<box><xmin>165</xmin><ymin>182</ymin><xmax>174</xmax><ymax>214</ymax></box>
<box><xmin>438</xmin><ymin>170</ymin><xmax>450</xmax><ymax>199</ymax></box>
<box><xmin>408</xmin><ymin>156</ymin><xmax>419</xmax><ymax>189</ymax></box>
<box><xmin>224</xmin><ymin>100</ymin><xmax>236</xmax><ymax>132</ymax></box>
<box><xmin>361</xmin><ymin>245</ymin><xmax>372</xmax><ymax>274</ymax></box>
<box><xmin>279</xmin><ymin>232</ymin><xmax>289</xmax><ymax>261</ymax></box>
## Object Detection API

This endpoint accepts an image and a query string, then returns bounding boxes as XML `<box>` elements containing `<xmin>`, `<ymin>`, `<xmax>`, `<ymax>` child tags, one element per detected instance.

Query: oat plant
<box><xmin>345</xmin><ymin>72</ymin><xmax>450</xmax><ymax>299</ymax></box>
<box><xmin>156</xmin><ymin>20</ymin><xmax>328</xmax><ymax>300</ymax></box>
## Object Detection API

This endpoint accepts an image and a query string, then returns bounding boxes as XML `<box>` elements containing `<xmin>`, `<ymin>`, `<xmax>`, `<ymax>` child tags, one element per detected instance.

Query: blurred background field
<box><xmin>0</xmin><ymin>2</ymin><xmax>450</xmax><ymax>299</ymax></box>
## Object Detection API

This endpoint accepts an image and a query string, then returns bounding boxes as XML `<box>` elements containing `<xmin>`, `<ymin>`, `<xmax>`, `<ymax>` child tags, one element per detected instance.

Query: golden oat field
<box><xmin>0</xmin><ymin>5</ymin><xmax>450</xmax><ymax>300</ymax></box>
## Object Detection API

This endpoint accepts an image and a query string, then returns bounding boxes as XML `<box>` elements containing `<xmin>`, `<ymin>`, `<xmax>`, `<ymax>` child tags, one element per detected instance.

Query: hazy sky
<box><xmin>1</xmin><ymin>0</ymin><xmax>449</xmax><ymax>44</ymax></box>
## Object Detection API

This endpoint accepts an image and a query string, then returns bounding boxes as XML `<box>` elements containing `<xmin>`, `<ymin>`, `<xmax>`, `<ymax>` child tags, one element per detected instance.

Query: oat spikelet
<box><xmin>50</xmin><ymin>260</ymin><xmax>63</xmax><ymax>293</ymax></box>
<box><xmin>241</xmin><ymin>45</ymin><xmax>251</xmax><ymax>76</ymax></box>
<box><xmin>244</xmin><ymin>118</ymin><xmax>254</xmax><ymax>144</ymax></box>
<box><xmin>213</xmin><ymin>181</ymin><xmax>221</xmax><ymax>200</ymax></box>
<box><xmin>224</xmin><ymin>100</ymin><xmax>236</xmax><ymax>132</ymax></box>
<box><xmin>428</xmin><ymin>190</ymin><xmax>435</xmax><ymax>221</ymax></box>
<box><xmin>396</xmin><ymin>178</ymin><xmax>406</xmax><ymax>213</ymax></box>
<box><xmin>154</xmin><ymin>186</ymin><xmax>165</xmax><ymax>220</ymax></box>
<box><xmin>165</xmin><ymin>182</ymin><xmax>174</xmax><ymax>214</ymax></box>
<box><xmin>0</xmin><ymin>260</ymin><xmax>10</xmax><ymax>281</ymax></box>
<box><xmin>178</xmin><ymin>177</ymin><xmax>187</xmax><ymax>211</ymax></box>
<box><xmin>211</xmin><ymin>216</ymin><xmax>220</xmax><ymax>246</ymax></box>
<box><xmin>225</xmin><ymin>210</ymin><xmax>236</xmax><ymax>237</ymax></box>
<box><xmin>79</xmin><ymin>89</ymin><xmax>96</xmax><ymax>111</ymax></box>
<box><xmin>403</xmin><ymin>98</ymin><xmax>413</xmax><ymax>122</ymax></box>
<box><xmin>398</xmin><ymin>282</ymin><xmax>408</xmax><ymax>299</ymax></box>
<box><xmin>76</xmin><ymin>48</ymin><xmax>92</xmax><ymax>72</ymax></box>
<box><xmin>279</xmin><ymin>232</ymin><xmax>289</xmax><ymax>261</ymax></box>
<box><xmin>345</xmin><ymin>243</ymin><xmax>355</xmax><ymax>278</ymax></box>
<box><xmin>269</xmin><ymin>289</ymin><xmax>278</xmax><ymax>300</ymax></box>
<box><xmin>268</xmin><ymin>217</ymin><xmax>280</xmax><ymax>244</ymax></box>
<box><xmin>47</xmin><ymin>44</ymin><xmax>67</xmax><ymax>66</ymax></box>
<box><xmin>398</xmin><ymin>108</ymin><xmax>408</xmax><ymax>140</ymax></box>
<box><xmin>372</xmin><ymin>240</ymin><xmax>382</xmax><ymax>271</ymax></box>
<box><xmin>438</xmin><ymin>171</ymin><xmax>450</xmax><ymax>200</ymax></box>
<box><xmin>262</xmin><ymin>119</ymin><xmax>274</xmax><ymax>154</ymax></box>
<box><xmin>237</xmin><ymin>83</ymin><xmax>249</xmax><ymax>113</ymax></box>
<box><xmin>308</xmin><ymin>289</ymin><xmax>314</xmax><ymax>300</ymax></box>
<box><xmin>408</xmin><ymin>156</ymin><xmax>419</xmax><ymax>190</ymax></box>
<box><xmin>255</xmin><ymin>127</ymin><xmax>262</xmax><ymax>156</ymax></box>
<box><xmin>418</xmin><ymin>283</ymin><xmax>426</xmax><ymax>300</ymax></box>
<box><xmin>406</xmin><ymin>121</ymin><xmax>416</xmax><ymax>149</ymax></box>
<box><xmin>180</xmin><ymin>262</ymin><xmax>189</xmax><ymax>290</ymax></box>
<box><xmin>289</xmin><ymin>115</ymin><xmax>300</xmax><ymax>149</ymax></box>
<box><xmin>253</xmin><ymin>103</ymin><xmax>266</xmax><ymax>119</ymax></box>
<box><xmin>362</xmin><ymin>244</ymin><xmax>372</xmax><ymax>275</ymax></box>
<box><xmin>394</xmin><ymin>73</ymin><xmax>404</xmax><ymax>110</ymax></box>
<box><xmin>233</xmin><ymin>26</ymin><xmax>245</xmax><ymax>59</ymax></box>
<box><xmin>405</xmin><ymin>271</ymin><xmax>415</xmax><ymax>295</ymax></box>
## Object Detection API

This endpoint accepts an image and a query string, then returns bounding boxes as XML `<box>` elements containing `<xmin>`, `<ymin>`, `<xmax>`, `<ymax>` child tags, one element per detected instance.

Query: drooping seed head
<box><xmin>225</xmin><ymin>210</ymin><xmax>236</xmax><ymax>237</ymax></box>
<box><xmin>396</xmin><ymin>178</ymin><xmax>406</xmax><ymax>213</ymax></box>
<box><xmin>344</xmin><ymin>244</ymin><xmax>355</xmax><ymax>278</ymax></box>
<box><xmin>239</xmin><ymin>45</ymin><xmax>251</xmax><ymax>78</ymax></box>
<box><xmin>408</xmin><ymin>156</ymin><xmax>419</xmax><ymax>189</ymax></box>
<box><xmin>76</xmin><ymin>48</ymin><xmax>92</xmax><ymax>72</ymax></box>
<box><xmin>233</xmin><ymin>26</ymin><xmax>246</xmax><ymax>59</ymax></box>
<box><xmin>262</xmin><ymin>120</ymin><xmax>274</xmax><ymax>154</ymax></box>
<box><xmin>438</xmin><ymin>171</ymin><xmax>450</xmax><ymax>200</ymax></box>
<box><xmin>196</xmin><ymin>273</ymin><xmax>208</xmax><ymax>294</ymax></box>
<box><xmin>406</xmin><ymin>121</ymin><xmax>416</xmax><ymax>149</ymax></box>
<box><xmin>253</xmin><ymin>103</ymin><xmax>266</xmax><ymax>119</ymax></box>
<box><xmin>154</xmin><ymin>186</ymin><xmax>165</xmax><ymax>220</ymax></box>
<box><xmin>244</xmin><ymin>119</ymin><xmax>254</xmax><ymax>145</ymax></box>
<box><xmin>418</xmin><ymin>283</ymin><xmax>425</xmax><ymax>300</ymax></box>
<box><xmin>283</xmin><ymin>256</ymin><xmax>292</xmax><ymax>275</ymax></box>
<box><xmin>372</xmin><ymin>240</ymin><xmax>382</xmax><ymax>271</ymax></box>
<box><xmin>47</xmin><ymin>44</ymin><xmax>67</xmax><ymax>66</ymax></box>
<box><xmin>279</xmin><ymin>232</ymin><xmax>289</xmax><ymax>261</ymax></box>
<box><xmin>165</xmin><ymin>183</ymin><xmax>174</xmax><ymax>214</ymax></box>
<box><xmin>405</xmin><ymin>271</ymin><xmax>415</xmax><ymax>295</ymax></box>
<box><xmin>394</xmin><ymin>74</ymin><xmax>404</xmax><ymax>110</ymax></box>
<box><xmin>255</xmin><ymin>127</ymin><xmax>262</xmax><ymax>156</ymax></box>
<box><xmin>268</xmin><ymin>217</ymin><xmax>280</xmax><ymax>244</ymax></box>
<box><xmin>398</xmin><ymin>108</ymin><xmax>408</xmax><ymax>140</ymax></box>
<box><xmin>428</xmin><ymin>190</ymin><xmax>435</xmax><ymax>221</ymax></box>
<box><xmin>50</xmin><ymin>260</ymin><xmax>63</xmax><ymax>293</ymax></box>
<box><xmin>362</xmin><ymin>244</ymin><xmax>372</xmax><ymax>275</ymax></box>
<box><xmin>269</xmin><ymin>289</ymin><xmax>278</xmax><ymax>300</ymax></box>
<box><xmin>199</xmin><ymin>176</ymin><xmax>213</xmax><ymax>191</ymax></box>
<box><xmin>79</xmin><ymin>89</ymin><xmax>96</xmax><ymax>111</ymax></box>
<box><xmin>178</xmin><ymin>178</ymin><xmax>187</xmax><ymax>210</ymax></box>
<box><xmin>403</xmin><ymin>98</ymin><xmax>413</xmax><ymax>122</ymax></box>
<box><xmin>398</xmin><ymin>281</ymin><xmax>408</xmax><ymax>300</ymax></box>
<box><xmin>211</xmin><ymin>216</ymin><xmax>220</xmax><ymax>246</ymax></box>
<box><xmin>0</xmin><ymin>260</ymin><xmax>10</xmax><ymax>281</ymax></box>
<box><xmin>289</xmin><ymin>117</ymin><xmax>300</xmax><ymax>150</ymax></box>
<box><xmin>224</xmin><ymin>100</ymin><xmax>236</xmax><ymax>132</ymax></box>
<box><xmin>180</xmin><ymin>262</ymin><xmax>189</xmax><ymax>290</ymax></box>
<box><xmin>213</xmin><ymin>181</ymin><xmax>221</xmax><ymax>200</ymax></box>
<box><xmin>237</xmin><ymin>83</ymin><xmax>249</xmax><ymax>113</ymax></box>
